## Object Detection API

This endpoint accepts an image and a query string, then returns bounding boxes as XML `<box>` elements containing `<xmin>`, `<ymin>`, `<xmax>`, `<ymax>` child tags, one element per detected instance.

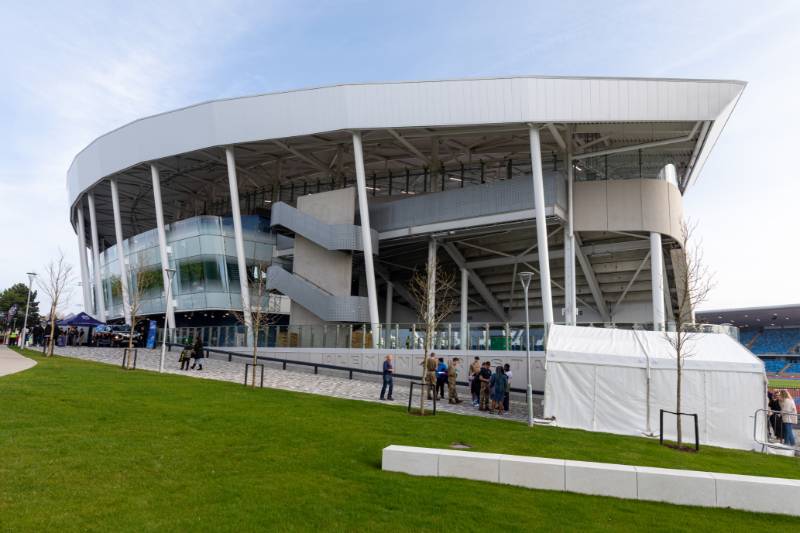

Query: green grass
<box><xmin>1</xmin><ymin>349</ymin><xmax>799</xmax><ymax>532</ymax></box>
<box><xmin>767</xmin><ymin>378</ymin><xmax>800</xmax><ymax>388</ymax></box>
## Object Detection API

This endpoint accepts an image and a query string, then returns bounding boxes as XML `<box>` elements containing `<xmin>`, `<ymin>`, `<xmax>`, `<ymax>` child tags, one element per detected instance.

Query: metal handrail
<box><xmin>753</xmin><ymin>408</ymin><xmax>798</xmax><ymax>452</ymax></box>
<box><xmin>167</xmin><ymin>342</ymin><xmax>543</xmax><ymax>396</ymax></box>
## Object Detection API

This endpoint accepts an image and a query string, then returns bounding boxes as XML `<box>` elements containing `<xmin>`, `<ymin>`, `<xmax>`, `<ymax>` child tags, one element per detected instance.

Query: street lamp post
<box><xmin>159</xmin><ymin>268</ymin><xmax>176</xmax><ymax>373</ymax></box>
<box><xmin>20</xmin><ymin>272</ymin><xmax>37</xmax><ymax>349</ymax></box>
<box><xmin>519</xmin><ymin>271</ymin><xmax>535</xmax><ymax>428</ymax></box>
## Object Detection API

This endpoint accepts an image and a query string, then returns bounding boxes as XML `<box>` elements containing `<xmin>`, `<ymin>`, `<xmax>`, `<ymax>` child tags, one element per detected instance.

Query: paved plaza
<box><xmin>0</xmin><ymin>345</ymin><xmax>36</xmax><ymax>377</ymax></box>
<box><xmin>49</xmin><ymin>345</ymin><xmax>543</xmax><ymax>422</ymax></box>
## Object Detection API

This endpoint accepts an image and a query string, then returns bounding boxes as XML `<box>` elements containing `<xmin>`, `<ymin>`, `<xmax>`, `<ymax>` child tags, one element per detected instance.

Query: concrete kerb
<box><xmin>381</xmin><ymin>445</ymin><xmax>800</xmax><ymax>517</ymax></box>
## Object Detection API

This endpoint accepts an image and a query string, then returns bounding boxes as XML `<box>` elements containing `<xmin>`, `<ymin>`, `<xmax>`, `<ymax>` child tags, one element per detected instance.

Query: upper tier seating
<box><xmin>745</xmin><ymin>327</ymin><xmax>800</xmax><ymax>354</ymax></box>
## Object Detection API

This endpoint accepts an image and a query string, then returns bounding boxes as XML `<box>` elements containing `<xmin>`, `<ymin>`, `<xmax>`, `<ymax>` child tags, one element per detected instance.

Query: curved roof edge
<box><xmin>67</xmin><ymin>75</ymin><xmax>747</xmax><ymax>207</ymax></box>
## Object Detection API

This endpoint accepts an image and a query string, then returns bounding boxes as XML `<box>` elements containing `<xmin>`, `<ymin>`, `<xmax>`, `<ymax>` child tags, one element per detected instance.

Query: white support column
<box><xmin>224</xmin><ymin>147</ymin><xmax>253</xmax><ymax>342</ymax></box>
<box><xmin>150</xmin><ymin>164</ymin><xmax>176</xmax><ymax>331</ymax></box>
<box><xmin>650</xmin><ymin>232</ymin><xmax>665</xmax><ymax>331</ymax></box>
<box><xmin>427</xmin><ymin>238</ymin><xmax>438</xmax><ymax>322</ymax></box>
<box><xmin>75</xmin><ymin>200</ymin><xmax>93</xmax><ymax>314</ymax></box>
<box><xmin>385</xmin><ymin>283</ymin><xmax>393</xmax><ymax>326</ymax></box>
<box><xmin>86</xmin><ymin>192</ymin><xmax>106</xmax><ymax>321</ymax></box>
<box><xmin>528</xmin><ymin>125</ymin><xmax>554</xmax><ymax>330</ymax></box>
<box><xmin>564</xmin><ymin>146</ymin><xmax>577</xmax><ymax>325</ymax></box>
<box><xmin>351</xmin><ymin>131</ymin><xmax>380</xmax><ymax>347</ymax></box>
<box><xmin>460</xmin><ymin>267</ymin><xmax>468</xmax><ymax>351</ymax></box>
<box><xmin>109</xmin><ymin>179</ymin><xmax>131</xmax><ymax>325</ymax></box>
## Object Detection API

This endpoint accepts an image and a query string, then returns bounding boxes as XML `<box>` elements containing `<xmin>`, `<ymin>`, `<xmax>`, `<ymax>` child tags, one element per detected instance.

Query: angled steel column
<box><xmin>351</xmin><ymin>131</ymin><xmax>380</xmax><ymax>347</ymax></box>
<box><xmin>86</xmin><ymin>192</ymin><xmax>106</xmax><ymax>321</ymax></box>
<box><xmin>150</xmin><ymin>164</ymin><xmax>176</xmax><ymax>331</ymax></box>
<box><xmin>75</xmin><ymin>200</ymin><xmax>93</xmax><ymax>314</ymax></box>
<box><xmin>224</xmin><ymin>147</ymin><xmax>253</xmax><ymax>343</ymax></box>
<box><xmin>109</xmin><ymin>178</ymin><xmax>131</xmax><ymax>325</ymax></box>
<box><xmin>460</xmin><ymin>267</ymin><xmax>468</xmax><ymax>351</ymax></box>
<box><xmin>528</xmin><ymin>125</ymin><xmax>554</xmax><ymax>331</ymax></box>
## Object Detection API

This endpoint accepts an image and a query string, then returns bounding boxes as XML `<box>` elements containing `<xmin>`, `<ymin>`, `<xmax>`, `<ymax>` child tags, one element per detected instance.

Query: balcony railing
<box><xmin>157</xmin><ymin>321</ymin><xmax>739</xmax><ymax>350</ymax></box>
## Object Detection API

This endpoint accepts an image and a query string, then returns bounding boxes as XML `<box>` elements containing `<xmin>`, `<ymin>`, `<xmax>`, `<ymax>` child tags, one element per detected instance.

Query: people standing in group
<box><xmin>503</xmin><ymin>363</ymin><xmax>512</xmax><ymax>413</ymax></box>
<box><xmin>478</xmin><ymin>361</ymin><xmax>492</xmax><ymax>411</ymax></box>
<box><xmin>469</xmin><ymin>357</ymin><xmax>481</xmax><ymax>407</ymax></box>
<box><xmin>190</xmin><ymin>336</ymin><xmax>205</xmax><ymax>371</ymax></box>
<box><xmin>435</xmin><ymin>357</ymin><xmax>448</xmax><ymax>400</ymax></box>
<box><xmin>424</xmin><ymin>352</ymin><xmax>438</xmax><ymax>400</ymax></box>
<box><xmin>489</xmin><ymin>365</ymin><xmax>508</xmax><ymax>415</ymax></box>
<box><xmin>447</xmin><ymin>357</ymin><xmax>462</xmax><ymax>404</ymax></box>
<box><xmin>779</xmin><ymin>389</ymin><xmax>797</xmax><ymax>447</ymax></box>
<box><xmin>380</xmin><ymin>354</ymin><xmax>394</xmax><ymax>401</ymax></box>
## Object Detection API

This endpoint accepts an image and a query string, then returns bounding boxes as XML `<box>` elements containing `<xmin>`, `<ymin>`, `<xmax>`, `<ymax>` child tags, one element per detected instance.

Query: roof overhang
<box><xmin>67</xmin><ymin>75</ymin><xmax>746</xmax><ymax>214</ymax></box>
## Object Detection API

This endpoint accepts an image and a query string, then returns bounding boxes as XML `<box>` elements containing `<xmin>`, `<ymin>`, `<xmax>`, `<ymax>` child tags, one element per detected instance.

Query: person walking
<box><xmin>447</xmin><ymin>357</ymin><xmax>462</xmax><ymax>404</ymax></box>
<box><xmin>478</xmin><ymin>361</ymin><xmax>492</xmax><ymax>411</ymax></box>
<box><xmin>469</xmin><ymin>357</ymin><xmax>481</xmax><ymax>406</ymax></box>
<box><xmin>179</xmin><ymin>346</ymin><xmax>192</xmax><ymax>371</ymax></box>
<box><xmin>435</xmin><ymin>357</ymin><xmax>448</xmax><ymax>400</ymax></box>
<box><xmin>190</xmin><ymin>336</ymin><xmax>205</xmax><ymax>371</ymax></box>
<box><xmin>380</xmin><ymin>354</ymin><xmax>394</xmax><ymax>401</ymax></box>
<box><xmin>489</xmin><ymin>366</ymin><xmax>508</xmax><ymax>415</ymax></box>
<box><xmin>779</xmin><ymin>389</ymin><xmax>797</xmax><ymax>447</ymax></box>
<box><xmin>503</xmin><ymin>363</ymin><xmax>512</xmax><ymax>413</ymax></box>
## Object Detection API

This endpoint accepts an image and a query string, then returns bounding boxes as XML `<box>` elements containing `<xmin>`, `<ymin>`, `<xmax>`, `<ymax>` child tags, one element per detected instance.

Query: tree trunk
<box><xmin>676</xmin><ymin>349</ymin><xmax>682</xmax><ymax>447</ymax></box>
<box><xmin>127</xmin><ymin>319</ymin><xmax>135</xmax><ymax>369</ymax></box>
<box><xmin>47</xmin><ymin>305</ymin><xmax>57</xmax><ymax>357</ymax></box>
<box><xmin>252</xmin><ymin>326</ymin><xmax>258</xmax><ymax>388</ymax></box>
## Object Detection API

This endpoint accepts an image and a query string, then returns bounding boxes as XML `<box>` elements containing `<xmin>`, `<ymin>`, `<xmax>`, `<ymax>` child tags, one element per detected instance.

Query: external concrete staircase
<box><xmin>266</xmin><ymin>265</ymin><xmax>371</xmax><ymax>323</ymax></box>
<box><xmin>270</xmin><ymin>201</ymin><xmax>379</xmax><ymax>254</ymax></box>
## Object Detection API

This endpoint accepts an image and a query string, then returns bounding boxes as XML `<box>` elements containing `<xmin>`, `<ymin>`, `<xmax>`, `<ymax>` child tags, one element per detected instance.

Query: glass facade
<box><xmin>96</xmin><ymin>215</ymin><xmax>276</xmax><ymax>319</ymax></box>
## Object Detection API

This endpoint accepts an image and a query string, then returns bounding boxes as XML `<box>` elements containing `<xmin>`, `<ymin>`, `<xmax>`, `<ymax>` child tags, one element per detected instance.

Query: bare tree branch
<box><xmin>231</xmin><ymin>263</ymin><xmax>281</xmax><ymax>387</ymax></box>
<box><xmin>38</xmin><ymin>250</ymin><xmax>75</xmax><ymax>357</ymax></box>
<box><xmin>408</xmin><ymin>261</ymin><xmax>459</xmax><ymax>414</ymax></box>
<box><xmin>664</xmin><ymin>219</ymin><xmax>715</xmax><ymax>448</ymax></box>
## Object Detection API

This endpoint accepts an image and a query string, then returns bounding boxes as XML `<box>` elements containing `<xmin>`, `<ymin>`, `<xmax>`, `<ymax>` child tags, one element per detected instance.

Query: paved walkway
<box><xmin>0</xmin><ymin>345</ymin><xmax>36</xmax><ymax>377</ymax></box>
<box><xmin>51</xmin><ymin>346</ymin><xmax>543</xmax><ymax>423</ymax></box>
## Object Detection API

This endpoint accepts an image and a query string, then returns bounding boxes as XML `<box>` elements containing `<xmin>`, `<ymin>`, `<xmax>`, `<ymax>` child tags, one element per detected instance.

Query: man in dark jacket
<box><xmin>190</xmin><ymin>336</ymin><xmax>205</xmax><ymax>371</ymax></box>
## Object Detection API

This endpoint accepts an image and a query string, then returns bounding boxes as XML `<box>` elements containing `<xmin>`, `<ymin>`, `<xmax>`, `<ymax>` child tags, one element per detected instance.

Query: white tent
<box><xmin>544</xmin><ymin>325</ymin><xmax>767</xmax><ymax>450</ymax></box>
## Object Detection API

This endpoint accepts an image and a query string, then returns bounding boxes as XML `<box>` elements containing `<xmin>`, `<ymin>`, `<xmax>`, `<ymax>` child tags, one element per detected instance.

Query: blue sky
<box><xmin>1</xmin><ymin>0</ymin><xmax>798</xmax><ymax>312</ymax></box>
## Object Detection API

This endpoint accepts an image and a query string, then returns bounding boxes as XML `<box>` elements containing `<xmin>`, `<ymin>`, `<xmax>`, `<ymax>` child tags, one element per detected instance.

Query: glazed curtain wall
<box><xmin>97</xmin><ymin>215</ymin><xmax>275</xmax><ymax>319</ymax></box>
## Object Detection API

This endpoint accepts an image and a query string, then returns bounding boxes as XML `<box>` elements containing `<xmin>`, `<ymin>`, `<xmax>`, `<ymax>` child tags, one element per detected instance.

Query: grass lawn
<box><xmin>1</xmin><ymin>349</ymin><xmax>799</xmax><ymax>532</ymax></box>
<box><xmin>767</xmin><ymin>378</ymin><xmax>800</xmax><ymax>388</ymax></box>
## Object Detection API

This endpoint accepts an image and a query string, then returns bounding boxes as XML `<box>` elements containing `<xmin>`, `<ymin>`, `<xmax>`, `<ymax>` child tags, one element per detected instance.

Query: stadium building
<box><xmin>69</xmin><ymin>76</ymin><xmax>777</xmax><ymax>450</ymax></box>
<box><xmin>68</xmin><ymin>75</ymin><xmax>746</xmax><ymax>349</ymax></box>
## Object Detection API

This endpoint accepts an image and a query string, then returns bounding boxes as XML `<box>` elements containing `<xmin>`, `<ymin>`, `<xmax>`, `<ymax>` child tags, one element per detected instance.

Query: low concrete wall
<box><xmin>381</xmin><ymin>445</ymin><xmax>800</xmax><ymax>517</ymax></box>
<box><xmin>228</xmin><ymin>347</ymin><xmax>547</xmax><ymax>391</ymax></box>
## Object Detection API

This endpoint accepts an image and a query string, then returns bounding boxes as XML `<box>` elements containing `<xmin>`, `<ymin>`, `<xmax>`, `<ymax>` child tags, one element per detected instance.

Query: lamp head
<box><xmin>518</xmin><ymin>271</ymin><xmax>534</xmax><ymax>289</ymax></box>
